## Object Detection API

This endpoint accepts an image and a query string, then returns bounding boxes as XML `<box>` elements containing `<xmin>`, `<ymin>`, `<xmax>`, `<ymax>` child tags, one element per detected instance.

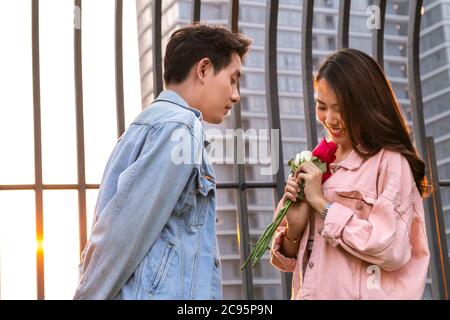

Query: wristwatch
<box><xmin>321</xmin><ymin>202</ymin><xmax>333</xmax><ymax>220</ymax></box>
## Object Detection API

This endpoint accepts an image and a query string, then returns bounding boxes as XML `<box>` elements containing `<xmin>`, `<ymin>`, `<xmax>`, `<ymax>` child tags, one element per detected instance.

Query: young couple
<box><xmin>74</xmin><ymin>23</ymin><xmax>429</xmax><ymax>300</ymax></box>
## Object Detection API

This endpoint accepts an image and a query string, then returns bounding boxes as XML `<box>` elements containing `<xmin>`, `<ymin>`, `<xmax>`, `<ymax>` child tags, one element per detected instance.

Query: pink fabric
<box><xmin>270</xmin><ymin>149</ymin><xmax>430</xmax><ymax>299</ymax></box>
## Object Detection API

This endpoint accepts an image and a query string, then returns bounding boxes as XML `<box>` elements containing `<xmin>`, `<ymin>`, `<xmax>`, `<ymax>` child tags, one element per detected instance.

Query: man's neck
<box><xmin>166</xmin><ymin>83</ymin><xmax>200</xmax><ymax>110</ymax></box>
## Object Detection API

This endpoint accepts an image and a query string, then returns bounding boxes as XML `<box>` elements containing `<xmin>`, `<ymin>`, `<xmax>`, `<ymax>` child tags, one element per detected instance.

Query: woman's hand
<box><xmin>282</xmin><ymin>175</ymin><xmax>309</xmax><ymax>229</ymax></box>
<box><xmin>295</xmin><ymin>161</ymin><xmax>327</xmax><ymax>213</ymax></box>
<box><xmin>283</xmin><ymin>174</ymin><xmax>303</xmax><ymax>203</ymax></box>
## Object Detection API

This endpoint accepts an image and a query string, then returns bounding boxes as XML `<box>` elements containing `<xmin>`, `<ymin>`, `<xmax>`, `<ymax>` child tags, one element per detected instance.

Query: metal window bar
<box><xmin>226</xmin><ymin>0</ymin><xmax>254</xmax><ymax>300</ymax></box>
<box><xmin>115</xmin><ymin>0</ymin><xmax>126</xmax><ymax>138</ymax></box>
<box><xmin>0</xmin><ymin>185</ymin><xmax>100</xmax><ymax>191</ymax></box>
<box><xmin>31</xmin><ymin>0</ymin><xmax>45</xmax><ymax>300</ymax></box>
<box><xmin>301</xmin><ymin>0</ymin><xmax>318</xmax><ymax>151</ymax></box>
<box><xmin>407</xmin><ymin>0</ymin><xmax>450</xmax><ymax>300</ymax></box>
<box><xmin>337</xmin><ymin>0</ymin><xmax>350</xmax><ymax>50</ymax></box>
<box><xmin>371</xmin><ymin>0</ymin><xmax>386</xmax><ymax>68</ymax></box>
<box><xmin>264</xmin><ymin>0</ymin><xmax>291</xmax><ymax>301</ymax></box>
<box><xmin>425</xmin><ymin>137</ymin><xmax>450</xmax><ymax>299</ymax></box>
<box><xmin>192</xmin><ymin>0</ymin><xmax>201</xmax><ymax>23</ymax></box>
<box><xmin>136</xmin><ymin>0</ymin><xmax>153</xmax><ymax>108</ymax></box>
<box><xmin>152</xmin><ymin>0</ymin><xmax>163</xmax><ymax>97</ymax></box>
<box><xmin>74</xmin><ymin>0</ymin><xmax>88</xmax><ymax>270</ymax></box>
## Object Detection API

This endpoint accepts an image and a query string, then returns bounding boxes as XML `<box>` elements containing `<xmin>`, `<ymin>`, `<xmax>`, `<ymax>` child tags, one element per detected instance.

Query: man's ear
<box><xmin>196</xmin><ymin>58</ymin><xmax>212</xmax><ymax>84</ymax></box>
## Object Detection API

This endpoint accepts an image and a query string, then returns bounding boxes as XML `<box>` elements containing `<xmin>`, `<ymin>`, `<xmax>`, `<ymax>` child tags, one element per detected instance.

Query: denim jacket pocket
<box><xmin>173</xmin><ymin>168</ymin><xmax>196</xmax><ymax>216</ymax></box>
<box><xmin>145</xmin><ymin>241</ymin><xmax>176</xmax><ymax>296</ymax></box>
<box><xmin>196</xmin><ymin>169</ymin><xmax>215</xmax><ymax>196</ymax></box>
<box><xmin>174</xmin><ymin>167</ymin><xmax>215</xmax><ymax>231</ymax></box>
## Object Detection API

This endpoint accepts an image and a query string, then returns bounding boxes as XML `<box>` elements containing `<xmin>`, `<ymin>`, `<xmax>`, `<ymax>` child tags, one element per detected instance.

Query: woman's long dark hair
<box><xmin>315</xmin><ymin>48</ymin><xmax>429</xmax><ymax>197</ymax></box>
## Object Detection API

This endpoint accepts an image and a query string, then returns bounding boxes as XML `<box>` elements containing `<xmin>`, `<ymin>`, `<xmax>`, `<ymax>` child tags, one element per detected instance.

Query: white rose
<box><xmin>294</xmin><ymin>153</ymin><xmax>302</xmax><ymax>166</ymax></box>
<box><xmin>300</xmin><ymin>150</ymin><xmax>313</xmax><ymax>163</ymax></box>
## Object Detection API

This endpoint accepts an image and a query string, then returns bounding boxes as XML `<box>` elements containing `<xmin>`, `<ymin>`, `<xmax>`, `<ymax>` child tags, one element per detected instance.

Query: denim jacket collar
<box><xmin>154</xmin><ymin>89</ymin><xmax>203</xmax><ymax>121</ymax></box>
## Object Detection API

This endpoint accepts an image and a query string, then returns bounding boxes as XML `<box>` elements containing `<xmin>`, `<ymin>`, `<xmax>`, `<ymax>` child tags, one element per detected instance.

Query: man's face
<box><xmin>200</xmin><ymin>53</ymin><xmax>242</xmax><ymax>124</ymax></box>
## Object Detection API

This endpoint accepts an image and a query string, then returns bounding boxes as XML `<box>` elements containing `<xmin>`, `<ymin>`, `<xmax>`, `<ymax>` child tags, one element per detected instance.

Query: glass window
<box><xmin>280</xmin><ymin>97</ymin><xmax>304</xmax><ymax>115</ymax></box>
<box><xmin>325</xmin><ymin>15</ymin><xmax>334</xmax><ymax>29</ymax></box>
<box><xmin>278</xmin><ymin>75</ymin><xmax>302</xmax><ymax>92</ymax></box>
<box><xmin>278</xmin><ymin>52</ymin><xmax>301</xmax><ymax>70</ymax></box>
<box><xmin>201</xmin><ymin>1</ymin><xmax>228</xmax><ymax>20</ymax></box>
<box><xmin>278</xmin><ymin>30</ymin><xmax>301</xmax><ymax>49</ymax></box>
<box><xmin>385</xmin><ymin>41</ymin><xmax>407</xmax><ymax>57</ymax></box>
<box><xmin>385</xmin><ymin>21</ymin><xmax>408</xmax><ymax>36</ymax></box>
<box><xmin>422</xmin><ymin>70</ymin><xmax>450</xmax><ymax>97</ymax></box>
<box><xmin>387</xmin><ymin>1</ymin><xmax>409</xmax><ymax>15</ymax></box>
<box><xmin>421</xmin><ymin>26</ymin><xmax>445</xmax><ymax>52</ymax></box>
<box><xmin>421</xmin><ymin>3</ymin><xmax>443</xmax><ymax>29</ymax></box>
<box><xmin>349</xmin><ymin>16</ymin><xmax>369</xmax><ymax>33</ymax></box>
<box><xmin>424</xmin><ymin>93</ymin><xmax>450</xmax><ymax>118</ymax></box>
<box><xmin>245</xmin><ymin>50</ymin><xmax>265</xmax><ymax>68</ymax></box>
<box><xmin>421</xmin><ymin>47</ymin><xmax>449</xmax><ymax>75</ymax></box>
<box><xmin>385</xmin><ymin>61</ymin><xmax>407</xmax><ymax>78</ymax></box>
<box><xmin>349</xmin><ymin>36</ymin><xmax>372</xmax><ymax>55</ymax></box>
<box><xmin>278</xmin><ymin>9</ymin><xmax>301</xmax><ymax>27</ymax></box>
<box><xmin>240</xmin><ymin>27</ymin><xmax>265</xmax><ymax>46</ymax></box>
<box><xmin>242</xmin><ymin>73</ymin><xmax>265</xmax><ymax>90</ymax></box>
<box><xmin>327</xmin><ymin>36</ymin><xmax>336</xmax><ymax>50</ymax></box>
<box><xmin>240</xmin><ymin>5</ymin><xmax>265</xmax><ymax>24</ymax></box>
<box><xmin>351</xmin><ymin>0</ymin><xmax>370</xmax><ymax>11</ymax></box>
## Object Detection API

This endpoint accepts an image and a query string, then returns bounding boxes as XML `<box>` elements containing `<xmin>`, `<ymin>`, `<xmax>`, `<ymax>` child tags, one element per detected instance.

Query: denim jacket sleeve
<box><xmin>321</xmin><ymin>151</ymin><xmax>417</xmax><ymax>272</ymax></box>
<box><xmin>73</xmin><ymin>121</ymin><xmax>202</xmax><ymax>299</ymax></box>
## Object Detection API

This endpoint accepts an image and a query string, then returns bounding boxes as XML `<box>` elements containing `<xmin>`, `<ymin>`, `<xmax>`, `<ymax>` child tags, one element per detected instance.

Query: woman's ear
<box><xmin>196</xmin><ymin>58</ymin><xmax>211</xmax><ymax>84</ymax></box>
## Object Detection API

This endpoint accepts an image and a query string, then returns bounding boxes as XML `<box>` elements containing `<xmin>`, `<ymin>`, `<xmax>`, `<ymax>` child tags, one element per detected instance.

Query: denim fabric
<box><xmin>74</xmin><ymin>90</ymin><xmax>221</xmax><ymax>300</ymax></box>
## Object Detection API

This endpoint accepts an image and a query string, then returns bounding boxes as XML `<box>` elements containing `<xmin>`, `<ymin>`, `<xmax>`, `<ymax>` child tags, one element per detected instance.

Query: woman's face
<box><xmin>315</xmin><ymin>79</ymin><xmax>351</xmax><ymax>148</ymax></box>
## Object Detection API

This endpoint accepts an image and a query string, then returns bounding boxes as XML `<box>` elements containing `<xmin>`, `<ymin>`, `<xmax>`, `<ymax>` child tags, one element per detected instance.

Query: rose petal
<box><xmin>312</xmin><ymin>138</ymin><xmax>338</xmax><ymax>163</ymax></box>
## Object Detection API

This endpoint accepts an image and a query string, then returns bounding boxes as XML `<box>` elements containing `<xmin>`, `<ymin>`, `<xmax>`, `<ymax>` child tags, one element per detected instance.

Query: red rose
<box><xmin>241</xmin><ymin>137</ymin><xmax>339</xmax><ymax>271</ymax></box>
<box><xmin>312</xmin><ymin>138</ymin><xmax>338</xmax><ymax>183</ymax></box>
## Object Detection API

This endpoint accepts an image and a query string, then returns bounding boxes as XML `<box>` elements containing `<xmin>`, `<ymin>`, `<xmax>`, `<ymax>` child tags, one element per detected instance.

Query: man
<box><xmin>74</xmin><ymin>24</ymin><xmax>251</xmax><ymax>299</ymax></box>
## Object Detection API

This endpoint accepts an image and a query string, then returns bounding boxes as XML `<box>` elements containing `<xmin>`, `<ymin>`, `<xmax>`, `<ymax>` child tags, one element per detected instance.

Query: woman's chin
<box><xmin>329</xmin><ymin>134</ymin><xmax>347</xmax><ymax>145</ymax></box>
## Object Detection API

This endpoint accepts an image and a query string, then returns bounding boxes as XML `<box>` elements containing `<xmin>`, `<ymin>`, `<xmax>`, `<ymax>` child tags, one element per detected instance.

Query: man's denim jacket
<box><xmin>74</xmin><ymin>90</ymin><xmax>221</xmax><ymax>299</ymax></box>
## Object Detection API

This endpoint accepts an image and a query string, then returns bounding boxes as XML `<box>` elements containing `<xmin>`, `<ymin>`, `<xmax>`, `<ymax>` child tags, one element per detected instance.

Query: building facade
<box><xmin>136</xmin><ymin>0</ymin><xmax>449</xmax><ymax>299</ymax></box>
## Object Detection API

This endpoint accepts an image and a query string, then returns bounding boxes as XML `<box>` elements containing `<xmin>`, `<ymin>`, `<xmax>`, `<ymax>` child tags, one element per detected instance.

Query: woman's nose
<box><xmin>325</xmin><ymin>112</ymin><xmax>340</xmax><ymax>126</ymax></box>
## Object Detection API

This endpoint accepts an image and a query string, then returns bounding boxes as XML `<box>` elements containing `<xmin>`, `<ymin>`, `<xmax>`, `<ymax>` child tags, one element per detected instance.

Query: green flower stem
<box><xmin>240</xmin><ymin>156</ymin><xmax>328</xmax><ymax>271</ymax></box>
<box><xmin>240</xmin><ymin>198</ymin><xmax>292</xmax><ymax>270</ymax></box>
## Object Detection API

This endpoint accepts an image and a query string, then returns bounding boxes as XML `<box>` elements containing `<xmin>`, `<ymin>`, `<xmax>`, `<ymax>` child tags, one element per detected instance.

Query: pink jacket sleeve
<box><xmin>270</xmin><ymin>220</ymin><xmax>298</xmax><ymax>272</ymax></box>
<box><xmin>321</xmin><ymin>151</ymin><xmax>418</xmax><ymax>272</ymax></box>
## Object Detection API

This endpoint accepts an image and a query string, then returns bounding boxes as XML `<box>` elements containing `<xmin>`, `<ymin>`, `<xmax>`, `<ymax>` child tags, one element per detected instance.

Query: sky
<box><xmin>0</xmin><ymin>0</ymin><xmax>142</xmax><ymax>299</ymax></box>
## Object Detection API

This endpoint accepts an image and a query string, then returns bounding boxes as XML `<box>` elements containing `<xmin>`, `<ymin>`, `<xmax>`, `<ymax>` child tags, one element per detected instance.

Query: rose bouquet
<box><xmin>240</xmin><ymin>138</ymin><xmax>338</xmax><ymax>270</ymax></box>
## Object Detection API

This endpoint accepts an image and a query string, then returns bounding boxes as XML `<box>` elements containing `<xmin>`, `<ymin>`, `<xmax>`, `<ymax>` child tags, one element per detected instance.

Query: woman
<box><xmin>270</xmin><ymin>48</ymin><xmax>430</xmax><ymax>299</ymax></box>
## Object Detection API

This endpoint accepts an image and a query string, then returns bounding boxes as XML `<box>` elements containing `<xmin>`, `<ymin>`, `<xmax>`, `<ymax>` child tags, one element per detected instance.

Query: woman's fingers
<box><xmin>287</xmin><ymin>178</ymin><xmax>300</xmax><ymax>190</ymax></box>
<box><xmin>288</xmin><ymin>175</ymin><xmax>300</xmax><ymax>188</ymax></box>
<box><xmin>297</xmin><ymin>172</ymin><xmax>309</xmax><ymax>182</ymax></box>
<box><xmin>294</xmin><ymin>162</ymin><xmax>315</xmax><ymax>180</ymax></box>
<box><xmin>285</xmin><ymin>186</ymin><xmax>297</xmax><ymax>201</ymax></box>
<box><xmin>284</xmin><ymin>188</ymin><xmax>296</xmax><ymax>202</ymax></box>
<box><xmin>300</xmin><ymin>161</ymin><xmax>318</xmax><ymax>173</ymax></box>
<box><xmin>285</xmin><ymin>177</ymin><xmax>300</xmax><ymax>201</ymax></box>
<box><xmin>286</xmin><ymin>192</ymin><xmax>297</xmax><ymax>202</ymax></box>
